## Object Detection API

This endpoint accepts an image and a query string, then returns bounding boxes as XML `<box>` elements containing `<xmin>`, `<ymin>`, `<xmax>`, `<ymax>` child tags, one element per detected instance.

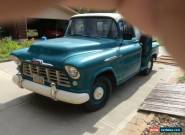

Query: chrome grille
<box><xmin>22</xmin><ymin>63</ymin><xmax>71</xmax><ymax>87</ymax></box>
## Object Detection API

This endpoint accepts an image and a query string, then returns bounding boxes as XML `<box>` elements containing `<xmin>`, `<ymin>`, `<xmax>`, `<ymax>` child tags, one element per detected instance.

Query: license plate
<box><xmin>33</xmin><ymin>74</ymin><xmax>44</xmax><ymax>85</ymax></box>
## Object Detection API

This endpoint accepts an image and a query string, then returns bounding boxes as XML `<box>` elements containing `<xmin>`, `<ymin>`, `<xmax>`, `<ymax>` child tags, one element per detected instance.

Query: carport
<box><xmin>27</xmin><ymin>6</ymin><xmax>77</xmax><ymax>39</ymax></box>
<box><xmin>0</xmin><ymin>6</ymin><xmax>77</xmax><ymax>39</ymax></box>
<box><xmin>27</xmin><ymin>18</ymin><xmax>68</xmax><ymax>39</ymax></box>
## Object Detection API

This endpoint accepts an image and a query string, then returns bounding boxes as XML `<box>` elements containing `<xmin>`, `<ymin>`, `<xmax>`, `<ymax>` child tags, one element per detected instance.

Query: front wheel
<box><xmin>141</xmin><ymin>58</ymin><xmax>153</xmax><ymax>75</ymax></box>
<box><xmin>84</xmin><ymin>76</ymin><xmax>112</xmax><ymax>112</ymax></box>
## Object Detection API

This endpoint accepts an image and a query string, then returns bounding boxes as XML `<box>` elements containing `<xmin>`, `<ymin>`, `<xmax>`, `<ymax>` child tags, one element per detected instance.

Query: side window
<box><xmin>123</xmin><ymin>22</ymin><xmax>136</xmax><ymax>40</ymax></box>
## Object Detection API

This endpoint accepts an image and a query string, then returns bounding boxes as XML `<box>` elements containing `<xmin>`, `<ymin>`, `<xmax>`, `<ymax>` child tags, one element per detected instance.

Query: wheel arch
<box><xmin>92</xmin><ymin>68</ymin><xmax>117</xmax><ymax>88</ymax></box>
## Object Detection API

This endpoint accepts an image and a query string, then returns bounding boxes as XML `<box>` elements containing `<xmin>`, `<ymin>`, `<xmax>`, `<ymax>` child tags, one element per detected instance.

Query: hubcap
<box><xmin>147</xmin><ymin>61</ymin><xmax>152</xmax><ymax>69</ymax></box>
<box><xmin>93</xmin><ymin>87</ymin><xmax>104</xmax><ymax>100</ymax></box>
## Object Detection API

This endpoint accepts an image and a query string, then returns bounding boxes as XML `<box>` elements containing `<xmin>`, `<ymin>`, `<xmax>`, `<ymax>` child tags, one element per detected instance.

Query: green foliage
<box><xmin>0</xmin><ymin>38</ymin><xmax>32</xmax><ymax>60</ymax></box>
<box><xmin>27</xmin><ymin>29</ymin><xmax>38</xmax><ymax>38</ymax></box>
<box><xmin>178</xmin><ymin>75</ymin><xmax>185</xmax><ymax>83</ymax></box>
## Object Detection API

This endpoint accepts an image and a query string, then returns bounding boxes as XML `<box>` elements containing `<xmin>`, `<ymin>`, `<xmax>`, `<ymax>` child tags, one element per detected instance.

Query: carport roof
<box><xmin>29</xmin><ymin>6</ymin><xmax>78</xmax><ymax>20</ymax></box>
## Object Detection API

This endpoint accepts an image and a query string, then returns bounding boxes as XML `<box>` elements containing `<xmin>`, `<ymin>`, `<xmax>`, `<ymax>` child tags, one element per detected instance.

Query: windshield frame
<box><xmin>65</xmin><ymin>16</ymin><xmax>120</xmax><ymax>39</ymax></box>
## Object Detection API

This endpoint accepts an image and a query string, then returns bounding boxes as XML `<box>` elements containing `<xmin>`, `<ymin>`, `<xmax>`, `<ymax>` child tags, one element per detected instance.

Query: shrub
<box><xmin>178</xmin><ymin>75</ymin><xmax>185</xmax><ymax>83</ymax></box>
<box><xmin>0</xmin><ymin>38</ymin><xmax>32</xmax><ymax>60</ymax></box>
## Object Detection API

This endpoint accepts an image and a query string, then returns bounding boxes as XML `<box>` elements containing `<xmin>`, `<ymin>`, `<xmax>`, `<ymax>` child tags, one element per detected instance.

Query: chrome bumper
<box><xmin>13</xmin><ymin>74</ymin><xmax>89</xmax><ymax>104</ymax></box>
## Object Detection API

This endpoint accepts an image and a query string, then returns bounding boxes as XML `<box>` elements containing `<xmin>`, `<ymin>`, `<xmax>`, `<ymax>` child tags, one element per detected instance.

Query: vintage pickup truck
<box><xmin>11</xmin><ymin>13</ymin><xmax>159</xmax><ymax>111</ymax></box>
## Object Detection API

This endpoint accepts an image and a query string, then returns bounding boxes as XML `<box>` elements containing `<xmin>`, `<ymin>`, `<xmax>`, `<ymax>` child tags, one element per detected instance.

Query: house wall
<box><xmin>0</xmin><ymin>20</ymin><xmax>27</xmax><ymax>39</ymax></box>
<box><xmin>15</xmin><ymin>20</ymin><xmax>27</xmax><ymax>39</ymax></box>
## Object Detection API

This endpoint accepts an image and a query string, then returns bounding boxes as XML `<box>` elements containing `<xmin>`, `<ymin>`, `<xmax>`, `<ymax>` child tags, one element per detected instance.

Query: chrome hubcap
<box><xmin>93</xmin><ymin>87</ymin><xmax>104</xmax><ymax>100</ymax></box>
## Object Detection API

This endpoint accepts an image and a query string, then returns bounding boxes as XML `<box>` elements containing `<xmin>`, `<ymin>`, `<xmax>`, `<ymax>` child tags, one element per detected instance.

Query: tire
<box><xmin>84</xmin><ymin>76</ymin><xmax>112</xmax><ymax>112</ymax></box>
<box><xmin>141</xmin><ymin>58</ymin><xmax>153</xmax><ymax>75</ymax></box>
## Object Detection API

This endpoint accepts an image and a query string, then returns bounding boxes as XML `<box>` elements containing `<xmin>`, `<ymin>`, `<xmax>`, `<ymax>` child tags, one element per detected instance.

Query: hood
<box><xmin>12</xmin><ymin>37</ymin><xmax>118</xmax><ymax>69</ymax></box>
<box><xmin>29</xmin><ymin>37</ymin><xmax>117</xmax><ymax>55</ymax></box>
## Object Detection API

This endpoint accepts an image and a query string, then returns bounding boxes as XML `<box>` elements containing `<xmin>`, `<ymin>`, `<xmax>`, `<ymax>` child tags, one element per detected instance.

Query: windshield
<box><xmin>65</xmin><ymin>17</ymin><xmax>119</xmax><ymax>39</ymax></box>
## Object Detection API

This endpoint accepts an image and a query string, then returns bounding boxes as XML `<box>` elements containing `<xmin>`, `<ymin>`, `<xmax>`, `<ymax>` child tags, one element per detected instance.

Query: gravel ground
<box><xmin>142</xmin><ymin>114</ymin><xmax>185</xmax><ymax>135</ymax></box>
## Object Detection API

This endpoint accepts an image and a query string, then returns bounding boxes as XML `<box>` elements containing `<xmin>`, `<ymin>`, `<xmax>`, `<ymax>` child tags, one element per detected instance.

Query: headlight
<box><xmin>10</xmin><ymin>55</ymin><xmax>21</xmax><ymax>65</ymax></box>
<box><xmin>65</xmin><ymin>65</ymin><xmax>80</xmax><ymax>79</ymax></box>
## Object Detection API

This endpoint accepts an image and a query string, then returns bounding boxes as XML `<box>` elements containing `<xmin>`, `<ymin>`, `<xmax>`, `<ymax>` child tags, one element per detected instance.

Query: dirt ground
<box><xmin>119</xmin><ymin>65</ymin><xmax>185</xmax><ymax>135</ymax></box>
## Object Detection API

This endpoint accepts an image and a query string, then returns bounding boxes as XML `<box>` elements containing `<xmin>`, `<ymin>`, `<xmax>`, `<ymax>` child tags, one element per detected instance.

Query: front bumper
<box><xmin>13</xmin><ymin>74</ymin><xmax>89</xmax><ymax>104</ymax></box>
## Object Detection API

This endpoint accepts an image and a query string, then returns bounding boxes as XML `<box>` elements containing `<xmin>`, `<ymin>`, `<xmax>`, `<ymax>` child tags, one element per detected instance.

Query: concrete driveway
<box><xmin>0</xmin><ymin>62</ymin><xmax>176</xmax><ymax>135</ymax></box>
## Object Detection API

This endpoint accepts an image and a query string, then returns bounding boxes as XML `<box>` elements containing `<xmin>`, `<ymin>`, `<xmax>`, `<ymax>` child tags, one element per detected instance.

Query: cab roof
<box><xmin>71</xmin><ymin>13</ymin><xmax>123</xmax><ymax>22</ymax></box>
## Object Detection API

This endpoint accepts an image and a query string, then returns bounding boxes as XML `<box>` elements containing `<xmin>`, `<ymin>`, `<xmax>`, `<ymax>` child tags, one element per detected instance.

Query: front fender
<box><xmin>64</xmin><ymin>48</ymin><xmax>119</xmax><ymax>90</ymax></box>
<box><xmin>90</xmin><ymin>67</ymin><xmax>117</xmax><ymax>86</ymax></box>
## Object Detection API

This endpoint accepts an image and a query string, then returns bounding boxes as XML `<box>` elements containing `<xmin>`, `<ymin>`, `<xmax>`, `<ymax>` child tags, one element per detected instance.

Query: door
<box><xmin>117</xmin><ymin>22</ymin><xmax>142</xmax><ymax>83</ymax></box>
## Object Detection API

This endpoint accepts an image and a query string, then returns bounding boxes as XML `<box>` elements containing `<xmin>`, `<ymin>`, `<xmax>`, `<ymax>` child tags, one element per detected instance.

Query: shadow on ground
<box><xmin>0</xmin><ymin>71</ymin><xmax>156</xmax><ymax>135</ymax></box>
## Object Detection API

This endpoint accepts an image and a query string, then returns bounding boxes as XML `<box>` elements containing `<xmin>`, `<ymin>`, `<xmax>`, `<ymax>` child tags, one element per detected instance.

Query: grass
<box><xmin>178</xmin><ymin>75</ymin><xmax>185</xmax><ymax>83</ymax></box>
<box><xmin>0</xmin><ymin>38</ymin><xmax>32</xmax><ymax>61</ymax></box>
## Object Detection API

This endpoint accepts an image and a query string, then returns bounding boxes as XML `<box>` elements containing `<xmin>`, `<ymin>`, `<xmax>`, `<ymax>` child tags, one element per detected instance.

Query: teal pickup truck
<box><xmin>12</xmin><ymin>13</ymin><xmax>159</xmax><ymax>111</ymax></box>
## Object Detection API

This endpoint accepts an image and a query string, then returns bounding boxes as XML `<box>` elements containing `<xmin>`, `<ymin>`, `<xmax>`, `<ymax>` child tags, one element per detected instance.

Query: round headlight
<box><xmin>65</xmin><ymin>66</ymin><xmax>80</xmax><ymax>79</ymax></box>
<box><xmin>10</xmin><ymin>55</ymin><xmax>21</xmax><ymax>65</ymax></box>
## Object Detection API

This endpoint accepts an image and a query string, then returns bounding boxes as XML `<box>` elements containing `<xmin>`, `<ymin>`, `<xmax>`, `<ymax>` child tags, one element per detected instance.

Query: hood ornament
<box><xmin>32</xmin><ymin>58</ymin><xmax>43</xmax><ymax>65</ymax></box>
<box><xmin>29</xmin><ymin>58</ymin><xmax>53</xmax><ymax>67</ymax></box>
